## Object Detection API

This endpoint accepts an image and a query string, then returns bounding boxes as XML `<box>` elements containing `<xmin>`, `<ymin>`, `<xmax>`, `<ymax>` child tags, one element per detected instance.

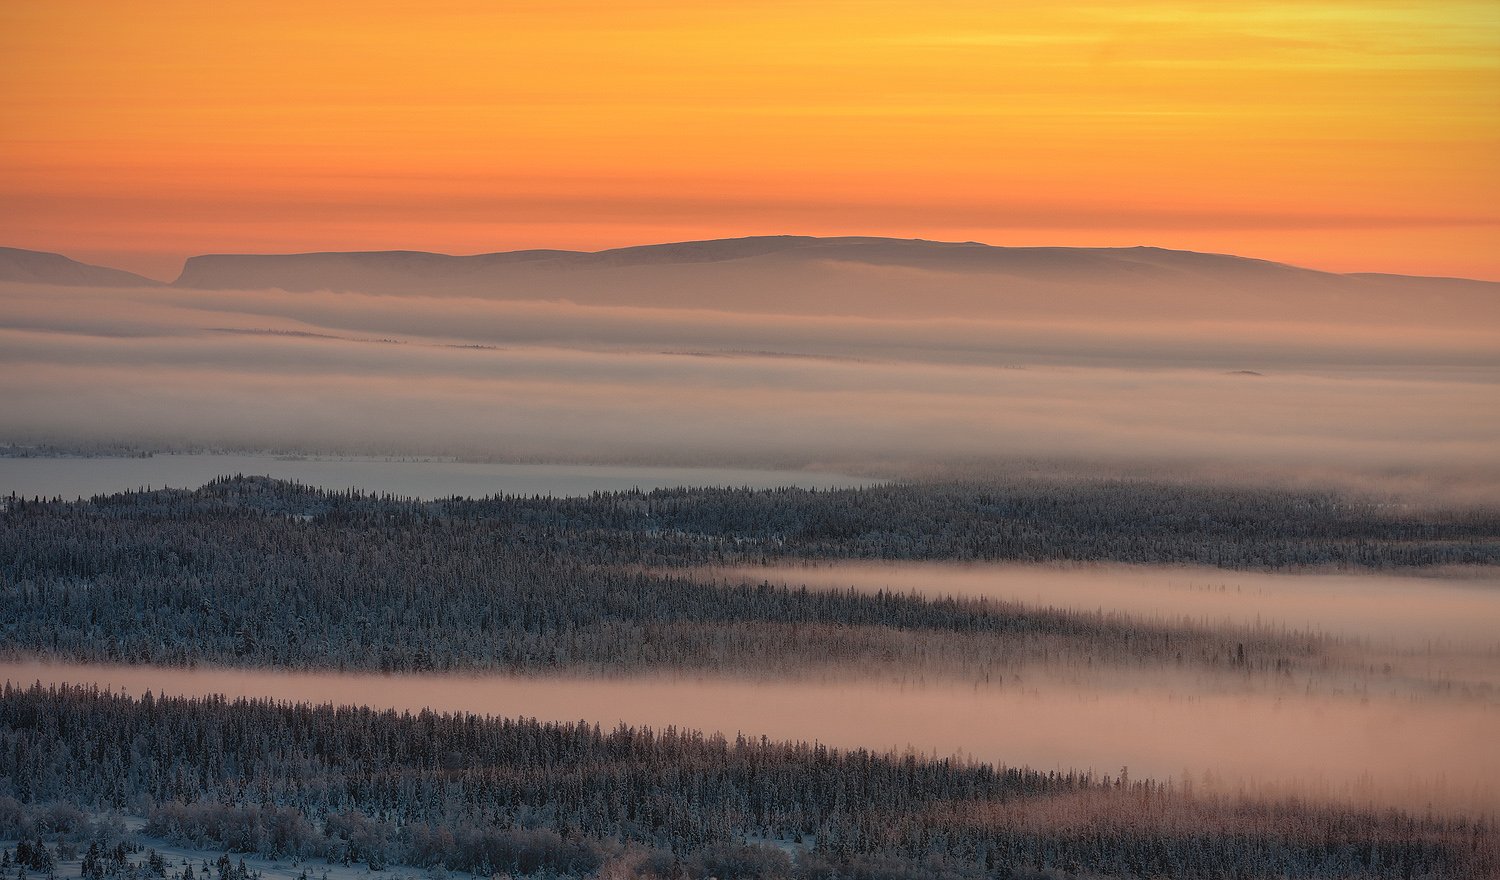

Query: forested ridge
<box><xmin>4</xmin><ymin>475</ymin><xmax>1471</xmax><ymax>675</ymax></box>
<box><xmin>32</xmin><ymin>474</ymin><xmax>1495</xmax><ymax>568</ymax></box>
<box><xmin>2</xmin><ymin>684</ymin><xmax>1493</xmax><ymax>880</ymax></box>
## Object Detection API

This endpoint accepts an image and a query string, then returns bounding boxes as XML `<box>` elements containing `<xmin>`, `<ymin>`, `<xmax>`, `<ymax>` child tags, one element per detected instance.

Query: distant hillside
<box><xmin>173</xmin><ymin>235</ymin><xmax>1337</xmax><ymax>292</ymax></box>
<box><xmin>0</xmin><ymin>246</ymin><xmax>163</xmax><ymax>287</ymax></box>
<box><xmin>168</xmin><ymin>235</ymin><xmax>1498</xmax><ymax>323</ymax></box>
<box><xmin>6</xmin><ymin>236</ymin><xmax>1496</xmax><ymax>323</ymax></box>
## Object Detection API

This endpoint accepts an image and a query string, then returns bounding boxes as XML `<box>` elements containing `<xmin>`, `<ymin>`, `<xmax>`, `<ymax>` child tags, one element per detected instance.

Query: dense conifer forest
<box><xmin>3</xmin><ymin>477</ymin><xmax>1496</xmax><ymax>879</ymax></box>
<box><xmin>8</xmin><ymin>475</ymin><xmax>1494</xmax><ymax>676</ymax></box>
<box><xmin>2</xmin><ymin>684</ymin><xmax>1494</xmax><ymax>880</ymax></box>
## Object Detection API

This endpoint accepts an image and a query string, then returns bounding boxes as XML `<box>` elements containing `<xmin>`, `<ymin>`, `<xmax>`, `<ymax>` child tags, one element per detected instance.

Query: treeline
<box><xmin>18</xmin><ymin>473</ymin><xmax>1499</xmax><ymax>568</ymax></box>
<box><xmin>0</xmin><ymin>477</ymin><xmax>1338</xmax><ymax>677</ymax></box>
<box><xmin>475</xmin><ymin>481</ymin><xmax>1499</xmax><ymax>570</ymax></box>
<box><xmin>2</xmin><ymin>684</ymin><xmax>1493</xmax><ymax>879</ymax></box>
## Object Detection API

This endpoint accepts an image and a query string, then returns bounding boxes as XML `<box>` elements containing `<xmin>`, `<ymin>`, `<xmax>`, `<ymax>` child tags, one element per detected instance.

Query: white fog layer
<box><xmin>706</xmin><ymin>563</ymin><xmax>1500</xmax><ymax>650</ymax></box>
<box><xmin>3</xmin><ymin>254</ymin><xmax>1498</xmax><ymax>494</ymax></box>
<box><xmin>5</xmin><ymin>660</ymin><xmax>1494</xmax><ymax>814</ymax></box>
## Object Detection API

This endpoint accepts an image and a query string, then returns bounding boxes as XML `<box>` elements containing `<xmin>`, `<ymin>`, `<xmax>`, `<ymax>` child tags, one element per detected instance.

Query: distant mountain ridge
<box><xmin>173</xmin><ymin>235</ymin><xmax>1343</xmax><ymax>292</ymax></box>
<box><xmin>0</xmin><ymin>247</ymin><xmax>163</xmax><ymax>288</ymax></box>
<box><xmin>4</xmin><ymin>237</ymin><xmax>1495</xmax><ymax>324</ymax></box>
<box><xmin>170</xmin><ymin>236</ymin><xmax>1500</xmax><ymax>324</ymax></box>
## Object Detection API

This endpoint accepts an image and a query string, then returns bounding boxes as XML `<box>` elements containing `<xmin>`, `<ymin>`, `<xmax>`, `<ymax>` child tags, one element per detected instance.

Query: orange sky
<box><xmin>3</xmin><ymin>1</ymin><xmax>1497</xmax><ymax>281</ymax></box>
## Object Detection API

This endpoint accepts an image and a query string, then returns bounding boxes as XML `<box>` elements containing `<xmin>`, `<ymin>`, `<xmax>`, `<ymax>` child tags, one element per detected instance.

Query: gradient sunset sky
<box><xmin>3</xmin><ymin>1</ymin><xmax>1497</xmax><ymax>280</ymax></box>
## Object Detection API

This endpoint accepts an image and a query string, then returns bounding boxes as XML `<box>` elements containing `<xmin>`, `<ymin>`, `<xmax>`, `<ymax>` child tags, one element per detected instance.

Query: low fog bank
<box><xmin>5</xmin><ymin>660</ymin><xmax>1494</xmax><ymax>814</ymax></box>
<box><xmin>706</xmin><ymin>562</ymin><xmax>1500</xmax><ymax>711</ymax></box>
<box><xmin>710</xmin><ymin>563</ymin><xmax>1500</xmax><ymax>651</ymax></box>
<box><xmin>3</xmin><ymin>280</ymin><xmax>1497</xmax><ymax>499</ymax></box>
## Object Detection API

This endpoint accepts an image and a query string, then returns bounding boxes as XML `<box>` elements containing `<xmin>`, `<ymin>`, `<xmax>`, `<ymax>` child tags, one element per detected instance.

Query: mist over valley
<box><xmin>3</xmin><ymin>237</ymin><xmax>1497</xmax><ymax>879</ymax></box>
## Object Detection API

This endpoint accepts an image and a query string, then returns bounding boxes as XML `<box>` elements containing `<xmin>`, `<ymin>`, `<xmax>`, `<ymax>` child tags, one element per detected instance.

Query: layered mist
<box><xmin>3</xmin><ymin>238</ymin><xmax>1498</xmax><ymax>496</ymax></box>
<box><xmin>3</xmin><ymin>238</ymin><xmax>1498</xmax><ymax>877</ymax></box>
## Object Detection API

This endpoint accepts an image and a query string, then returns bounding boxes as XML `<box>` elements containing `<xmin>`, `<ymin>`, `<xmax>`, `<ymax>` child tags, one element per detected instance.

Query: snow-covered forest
<box><xmin>3</xmin><ymin>683</ymin><xmax>1495</xmax><ymax>880</ymax></box>
<box><xmin>3</xmin><ymin>475</ymin><xmax>1494</xmax><ymax>675</ymax></box>
<box><xmin>3</xmin><ymin>476</ymin><xmax>1498</xmax><ymax>878</ymax></box>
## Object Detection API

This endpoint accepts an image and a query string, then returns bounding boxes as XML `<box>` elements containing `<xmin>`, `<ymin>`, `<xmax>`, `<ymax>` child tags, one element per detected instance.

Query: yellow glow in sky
<box><xmin>2</xmin><ymin>0</ymin><xmax>1497</xmax><ymax>279</ymax></box>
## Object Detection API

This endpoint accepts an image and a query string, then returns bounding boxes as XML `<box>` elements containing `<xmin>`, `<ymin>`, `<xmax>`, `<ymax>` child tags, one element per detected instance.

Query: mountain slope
<box><xmin>0</xmin><ymin>247</ymin><xmax>163</xmax><ymax>287</ymax></box>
